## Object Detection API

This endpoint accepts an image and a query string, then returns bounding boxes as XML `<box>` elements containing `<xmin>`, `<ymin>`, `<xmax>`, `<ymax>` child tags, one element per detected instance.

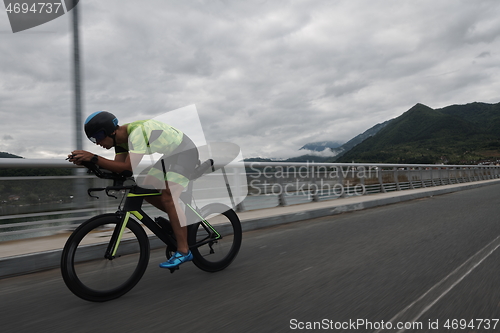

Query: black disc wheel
<box><xmin>61</xmin><ymin>214</ymin><xmax>150</xmax><ymax>302</ymax></box>
<box><xmin>188</xmin><ymin>203</ymin><xmax>242</xmax><ymax>272</ymax></box>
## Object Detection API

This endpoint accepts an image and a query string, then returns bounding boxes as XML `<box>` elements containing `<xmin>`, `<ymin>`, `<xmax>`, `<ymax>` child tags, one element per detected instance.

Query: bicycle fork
<box><xmin>104</xmin><ymin>211</ymin><xmax>139</xmax><ymax>259</ymax></box>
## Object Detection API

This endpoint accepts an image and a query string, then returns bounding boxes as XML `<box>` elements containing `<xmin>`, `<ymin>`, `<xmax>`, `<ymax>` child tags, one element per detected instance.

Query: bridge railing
<box><xmin>242</xmin><ymin>161</ymin><xmax>500</xmax><ymax>210</ymax></box>
<box><xmin>1</xmin><ymin>158</ymin><xmax>499</xmax><ymax>242</ymax></box>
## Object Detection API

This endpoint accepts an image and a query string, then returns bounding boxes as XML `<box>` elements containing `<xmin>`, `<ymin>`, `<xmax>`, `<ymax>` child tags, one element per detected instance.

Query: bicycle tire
<box><xmin>61</xmin><ymin>214</ymin><xmax>150</xmax><ymax>302</ymax></box>
<box><xmin>189</xmin><ymin>203</ymin><xmax>242</xmax><ymax>272</ymax></box>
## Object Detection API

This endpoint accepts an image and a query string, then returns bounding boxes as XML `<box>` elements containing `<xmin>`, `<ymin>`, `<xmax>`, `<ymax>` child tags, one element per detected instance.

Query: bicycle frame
<box><xmin>82</xmin><ymin>157</ymin><xmax>225</xmax><ymax>261</ymax></box>
<box><xmin>97</xmin><ymin>182</ymin><xmax>222</xmax><ymax>261</ymax></box>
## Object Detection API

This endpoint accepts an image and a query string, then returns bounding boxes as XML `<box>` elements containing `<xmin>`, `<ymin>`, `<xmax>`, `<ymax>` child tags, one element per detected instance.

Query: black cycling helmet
<box><xmin>84</xmin><ymin>111</ymin><xmax>119</xmax><ymax>143</ymax></box>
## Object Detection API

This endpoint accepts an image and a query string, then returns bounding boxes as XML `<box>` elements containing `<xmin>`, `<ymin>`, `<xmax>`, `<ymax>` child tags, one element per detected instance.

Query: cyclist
<box><xmin>68</xmin><ymin>111</ymin><xmax>198</xmax><ymax>269</ymax></box>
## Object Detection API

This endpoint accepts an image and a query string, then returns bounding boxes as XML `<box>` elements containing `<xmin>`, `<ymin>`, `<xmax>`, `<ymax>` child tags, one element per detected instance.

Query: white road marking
<box><xmin>375</xmin><ymin>235</ymin><xmax>500</xmax><ymax>333</ymax></box>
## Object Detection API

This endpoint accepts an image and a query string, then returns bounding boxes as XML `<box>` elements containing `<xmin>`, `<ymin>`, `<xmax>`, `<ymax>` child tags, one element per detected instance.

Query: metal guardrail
<box><xmin>242</xmin><ymin>161</ymin><xmax>500</xmax><ymax>209</ymax></box>
<box><xmin>1</xmin><ymin>158</ymin><xmax>499</xmax><ymax>241</ymax></box>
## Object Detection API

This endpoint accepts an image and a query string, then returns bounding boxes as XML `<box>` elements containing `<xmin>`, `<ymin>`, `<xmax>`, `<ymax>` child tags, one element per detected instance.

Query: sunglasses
<box><xmin>89</xmin><ymin>130</ymin><xmax>107</xmax><ymax>144</ymax></box>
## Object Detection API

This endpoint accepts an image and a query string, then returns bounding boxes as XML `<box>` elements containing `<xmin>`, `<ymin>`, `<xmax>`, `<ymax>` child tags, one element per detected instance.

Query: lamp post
<box><xmin>72</xmin><ymin>1</ymin><xmax>82</xmax><ymax>151</ymax></box>
<box><xmin>72</xmin><ymin>0</ymin><xmax>86</xmax><ymax>209</ymax></box>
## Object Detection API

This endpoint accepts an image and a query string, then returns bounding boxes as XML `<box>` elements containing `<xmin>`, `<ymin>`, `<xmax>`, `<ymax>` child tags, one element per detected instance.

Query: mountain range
<box><xmin>299</xmin><ymin>120</ymin><xmax>392</xmax><ymax>158</ymax></box>
<box><xmin>335</xmin><ymin>102</ymin><xmax>500</xmax><ymax>164</ymax></box>
<box><xmin>329</xmin><ymin>120</ymin><xmax>392</xmax><ymax>159</ymax></box>
<box><xmin>299</xmin><ymin>141</ymin><xmax>344</xmax><ymax>152</ymax></box>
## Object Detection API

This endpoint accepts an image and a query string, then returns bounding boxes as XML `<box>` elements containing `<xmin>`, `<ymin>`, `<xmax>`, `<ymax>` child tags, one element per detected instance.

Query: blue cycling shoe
<box><xmin>159</xmin><ymin>251</ymin><xmax>193</xmax><ymax>269</ymax></box>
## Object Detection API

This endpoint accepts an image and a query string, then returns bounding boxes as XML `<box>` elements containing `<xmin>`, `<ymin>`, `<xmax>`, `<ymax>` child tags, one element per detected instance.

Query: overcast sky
<box><xmin>1</xmin><ymin>0</ymin><xmax>500</xmax><ymax>160</ymax></box>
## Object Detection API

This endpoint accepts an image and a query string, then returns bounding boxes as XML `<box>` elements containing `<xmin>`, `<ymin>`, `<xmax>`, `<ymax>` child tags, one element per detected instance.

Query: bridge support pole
<box><xmin>310</xmin><ymin>165</ymin><xmax>320</xmax><ymax>202</ymax></box>
<box><xmin>394</xmin><ymin>167</ymin><xmax>401</xmax><ymax>191</ymax></box>
<box><xmin>408</xmin><ymin>167</ymin><xmax>414</xmax><ymax>189</ymax></box>
<box><xmin>378</xmin><ymin>167</ymin><xmax>386</xmax><ymax>193</ymax></box>
<box><xmin>277</xmin><ymin>171</ymin><xmax>287</xmax><ymax>207</ymax></box>
<box><xmin>419</xmin><ymin>167</ymin><xmax>426</xmax><ymax>188</ymax></box>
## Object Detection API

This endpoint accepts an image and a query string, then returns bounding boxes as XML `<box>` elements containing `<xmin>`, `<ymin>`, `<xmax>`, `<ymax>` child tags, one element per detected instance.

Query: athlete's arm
<box><xmin>69</xmin><ymin>150</ymin><xmax>132</xmax><ymax>174</ymax></box>
<box><xmin>114</xmin><ymin>152</ymin><xmax>128</xmax><ymax>163</ymax></box>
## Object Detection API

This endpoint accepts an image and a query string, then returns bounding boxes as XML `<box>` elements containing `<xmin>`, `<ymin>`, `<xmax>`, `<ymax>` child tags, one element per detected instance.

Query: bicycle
<box><xmin>60</xmin><ymin>159</ymin><xmax>242</xmax><ymax>302</ymax></box>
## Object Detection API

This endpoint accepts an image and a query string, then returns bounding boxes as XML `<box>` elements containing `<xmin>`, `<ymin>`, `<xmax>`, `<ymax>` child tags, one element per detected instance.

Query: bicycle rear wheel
<box><xmin>61</xmin><ymin>214</ymin><xmax>150</xmax><ymax>302</ymax></box>
<box><xmin>189</xmin><ymin>203</ymin><xmax>242</xmax><ymax>272</ymax></box>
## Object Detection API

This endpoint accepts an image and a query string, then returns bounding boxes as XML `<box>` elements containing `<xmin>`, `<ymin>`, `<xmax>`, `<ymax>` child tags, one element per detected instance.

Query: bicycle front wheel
<box><xmin>61</xmin><ymin>214</ymin><xmax>150</xmax><ymax>302</ymax></box>
<box><xmin>189</xmin><ymin>203</ymin><xmax>242</xmax><ymax>272</ymax></box>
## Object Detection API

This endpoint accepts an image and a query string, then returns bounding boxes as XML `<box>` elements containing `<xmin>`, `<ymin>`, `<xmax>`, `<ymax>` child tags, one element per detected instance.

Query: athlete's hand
<box><xmin>68</xmin><ymin>150</ymin><xmax>93</xmax><ymax>165</ymax></box>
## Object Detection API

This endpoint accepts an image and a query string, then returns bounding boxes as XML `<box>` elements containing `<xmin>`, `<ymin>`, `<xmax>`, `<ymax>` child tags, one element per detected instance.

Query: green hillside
<box><xmin>337</xmin><ymin>102</ymin><xmax>500</xmax><ymax>164</ymax></box>
<box><xmin>439</xmin><ymin>102</ymin><xmax>500</xmax><ymax>133</ymax></box>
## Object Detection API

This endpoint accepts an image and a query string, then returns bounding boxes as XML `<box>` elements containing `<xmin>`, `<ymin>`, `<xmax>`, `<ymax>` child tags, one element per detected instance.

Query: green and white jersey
<box><xmin>115</xmin><ymin>120</ymin><xmax>184</xmax><ymax>155</ymax></box>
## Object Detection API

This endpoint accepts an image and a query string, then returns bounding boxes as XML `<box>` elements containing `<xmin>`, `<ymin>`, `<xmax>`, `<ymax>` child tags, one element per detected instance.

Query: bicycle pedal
<box><xmin>169</xmin><ymin>266</ymin><xmax>179</xmax><ymax>274</ymax></box>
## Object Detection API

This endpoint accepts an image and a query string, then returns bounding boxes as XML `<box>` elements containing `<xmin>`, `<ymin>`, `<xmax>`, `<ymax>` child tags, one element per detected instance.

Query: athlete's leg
<box><xmin>144</xmin><ymin>180</ymin><xmax>189</xmax><ymax>254</ymax></box>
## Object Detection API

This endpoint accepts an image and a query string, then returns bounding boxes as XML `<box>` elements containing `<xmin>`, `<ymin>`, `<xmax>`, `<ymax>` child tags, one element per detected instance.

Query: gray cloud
<box><xmin>1</xmin><ymin>0</ymin><xmax>500</xmax><ymax>159</ymax></box>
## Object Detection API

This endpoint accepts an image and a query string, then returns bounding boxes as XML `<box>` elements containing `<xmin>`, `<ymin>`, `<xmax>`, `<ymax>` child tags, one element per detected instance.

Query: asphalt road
<box><xmin>2</xmin><ymin>183</ymin><xmax>500</xmax><ymax>333</ymax></box>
